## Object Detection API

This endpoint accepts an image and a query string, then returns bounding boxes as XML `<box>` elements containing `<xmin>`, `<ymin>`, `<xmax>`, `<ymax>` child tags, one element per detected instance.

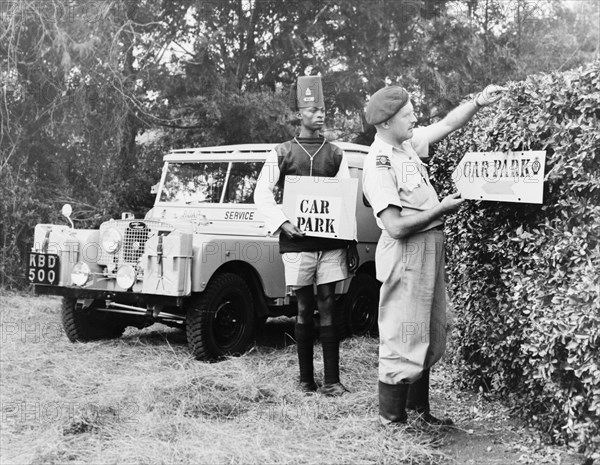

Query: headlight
<box><xmin>116</xmin><ymin>265</ymin><xmax>136</xmax><ymax>290</ymax></box>
<box><xmin>101</xmin><ymin>228</ymin><xmax>121</xmax><ymax>253</ymax></box>
<box><xmin>71</xmin><ymin>262</ymin><xmax>91</xmax><ymax>286</ymax></box>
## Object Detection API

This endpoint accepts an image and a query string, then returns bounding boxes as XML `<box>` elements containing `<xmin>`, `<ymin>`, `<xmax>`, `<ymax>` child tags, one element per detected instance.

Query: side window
<box><xmin>224</xmin><ymin>161</ymin><xmax>263</xmax><ymax>204</ymax></box>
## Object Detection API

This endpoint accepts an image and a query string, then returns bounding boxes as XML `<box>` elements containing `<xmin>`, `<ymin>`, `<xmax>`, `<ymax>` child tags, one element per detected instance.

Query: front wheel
<box><xmin>186</xmin><ymin>273</ymin><xmax>256</xmax><ymax>361</ymax></box>
<box><xmin>61</xmin><ymin>297</ymin><xmax>127</xmax><ymax>342</ymax></box>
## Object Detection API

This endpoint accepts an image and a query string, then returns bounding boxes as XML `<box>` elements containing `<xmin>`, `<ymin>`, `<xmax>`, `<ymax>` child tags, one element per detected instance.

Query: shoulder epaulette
<box><xmin>376</xmin><ymin>154</ymin><xmax>392</xmax><ymax>169</ymax></box>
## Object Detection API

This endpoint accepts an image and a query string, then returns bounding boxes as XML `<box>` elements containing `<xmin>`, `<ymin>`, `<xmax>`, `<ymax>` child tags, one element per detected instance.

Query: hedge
<box><xmin>430</xmin><ymin>61</ymin><xmax>600</xmax><ymax>456</ymax></box>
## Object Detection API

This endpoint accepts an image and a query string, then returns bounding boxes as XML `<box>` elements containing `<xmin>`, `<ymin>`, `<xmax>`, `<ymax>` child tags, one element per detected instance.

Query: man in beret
<box><xmin>254</xmin><ymin>76</ymin><xmax>359</xmax><ymax>396</ymax></box>
<box><xmin>362</xmin><ymin>84</ymin><xmax>505</xmax><ymax>425</ymax></box>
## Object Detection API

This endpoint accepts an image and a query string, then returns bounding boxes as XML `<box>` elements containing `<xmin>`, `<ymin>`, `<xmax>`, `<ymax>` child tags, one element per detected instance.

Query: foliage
<box><xmin>1</xmin><ymin>0</ymin><xmax>598</xmax><ymax>289</ymax></box>
<box><xmin>430</xmin><ymin>61</ymin><xmax>600</xmax><ymax>456</ymax></box>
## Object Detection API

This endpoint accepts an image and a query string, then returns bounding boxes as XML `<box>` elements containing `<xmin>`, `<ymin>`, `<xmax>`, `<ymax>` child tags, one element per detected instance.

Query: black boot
<box><xmin>406</xmin><ymin>369</ymin><xmax>453</xmax><ymax>426</ymax></box>
<box><xmin>319</xmin><ymin>325</ymin><xmax>348</xmax><ymax>396</ymax></box>
<box><xmin>295</xmin><ymin>322</ymin><xmax>317</xmax><ymax>392</ymax></box>
<box><xmin>378</xmin><ymin>381</ymin><xmax>409</xmax><ymax>425</ymax></box>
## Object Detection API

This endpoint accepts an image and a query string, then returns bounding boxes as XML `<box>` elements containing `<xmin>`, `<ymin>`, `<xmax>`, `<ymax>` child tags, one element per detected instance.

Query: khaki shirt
<box><xmin>362</xmin><ymin>130</ymin><xmax>442</xmax><ymax>232</ymax></box>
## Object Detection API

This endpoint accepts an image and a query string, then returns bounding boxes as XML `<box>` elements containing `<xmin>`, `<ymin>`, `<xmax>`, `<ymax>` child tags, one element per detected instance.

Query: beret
<box><xmin>365</xmin><ymin>86</ymin><xmax>409</xmax><ymax>125</ymax></box>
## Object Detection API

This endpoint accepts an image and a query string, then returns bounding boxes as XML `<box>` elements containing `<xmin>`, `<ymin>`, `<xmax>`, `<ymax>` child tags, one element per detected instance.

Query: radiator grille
<box><xmin>98</xmin><ymin>220</ymin><xmax>174</xmax><ymax>269</ymax></box>
<box><xmin>123</xmin><ymin>225</ymin><xmax>149</xmax><ymax>264</ymax></box>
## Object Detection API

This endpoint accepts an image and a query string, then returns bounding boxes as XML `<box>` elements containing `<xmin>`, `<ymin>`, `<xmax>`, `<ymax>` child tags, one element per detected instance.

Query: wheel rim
<box><xmin>213</xmin><ymin>292</ymin><xmax>246</xmax><ymax>351</ymax></box>
<box><xmin>350</xmin><ymin>292</ymin><xmax>377</xmax><ymax>335</ymax></box>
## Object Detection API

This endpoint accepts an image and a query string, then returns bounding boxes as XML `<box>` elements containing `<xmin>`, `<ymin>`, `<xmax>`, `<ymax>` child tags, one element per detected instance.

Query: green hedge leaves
<box><xmin>432</xmin><ymin>61</ymin><xmax>600</xmax><ymax>456</ymax></box>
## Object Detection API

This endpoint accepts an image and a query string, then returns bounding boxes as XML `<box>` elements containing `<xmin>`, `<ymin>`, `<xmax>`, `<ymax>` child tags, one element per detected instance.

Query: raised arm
<box><xmin>418</xmin><ymin>85</ymin><xmax>506</xmax><ymax>145</ymax></box>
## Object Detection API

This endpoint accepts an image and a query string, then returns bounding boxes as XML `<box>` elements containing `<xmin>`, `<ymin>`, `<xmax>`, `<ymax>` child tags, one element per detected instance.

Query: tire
<box><xmin>186</xmin><ymin>273</ymin><xmax>256</xmax><ymax>361</ymax></box>
<box><xmin>61</xmin><ymin>297</ymin><xmax>127</xmax><ymax>342</ymax></box>
<box><xmin>336</xmin><ymin>274</ymin><xmax>380</xmax><ymax>338</ymax></box>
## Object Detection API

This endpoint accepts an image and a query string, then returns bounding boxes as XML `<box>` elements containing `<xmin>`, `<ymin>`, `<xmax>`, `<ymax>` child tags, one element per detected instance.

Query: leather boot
<box><xmin>378</xmin><ymin>381</ymin><xmax>409</xmax><ymax>425</ymax></box>
<box><xmin>406</xmin><ymin>369</ymin><xmax>453</xmax><ymax>426</ymax></box>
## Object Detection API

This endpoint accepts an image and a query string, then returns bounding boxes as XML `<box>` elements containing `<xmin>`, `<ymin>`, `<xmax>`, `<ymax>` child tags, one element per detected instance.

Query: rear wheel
<box><xmin>186</xmin><ymin>273</ymin><xmax>255</xmax><ymax>361</ymax></box>
<box><xmin>336</xmin><ymin>274</ymin><xmax>380</xmax><ymax>338</ymax></box>
<box><xmin>61</xmin><ymin>297</ymin><xmax>127</xmax><ymax>342</ymax></box>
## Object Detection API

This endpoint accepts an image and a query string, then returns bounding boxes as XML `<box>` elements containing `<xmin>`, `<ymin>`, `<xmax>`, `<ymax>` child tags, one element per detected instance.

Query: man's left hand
<box><xmin>347</xmin><ymin>243</ymin><xmax>359</xmax><ymax>273</ymax></box>
<box><xmin>475</xmin><ymin>85</ymin><xmax>507</xmax><ymax>107</ymax></box>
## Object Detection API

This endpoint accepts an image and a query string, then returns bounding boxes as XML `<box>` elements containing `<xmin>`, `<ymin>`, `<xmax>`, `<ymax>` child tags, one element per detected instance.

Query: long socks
<box><xmin>320</xmin><ymin>325</ymin><xmax>340</xmax><ymax>385</ymax></box>
<box><xmin>295</xmin><ymin>322</ymin><xmax>315</xmax><ymax>383</ymax></box>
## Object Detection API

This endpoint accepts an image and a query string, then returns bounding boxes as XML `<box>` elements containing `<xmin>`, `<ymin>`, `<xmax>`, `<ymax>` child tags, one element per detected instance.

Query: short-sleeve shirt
<box><xmin>362</xmin><ymin>130</ymin><xmax>443</xmax><ymax>232</ymax></box>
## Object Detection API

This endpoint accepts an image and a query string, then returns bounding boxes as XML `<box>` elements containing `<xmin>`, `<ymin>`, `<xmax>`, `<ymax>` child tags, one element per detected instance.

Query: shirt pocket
<box><xmin>403</xmin><ymin>170</ymin><xmax>422</xmax><ymax>192</ymax></box>
<box><xmin>401</xmin><ymin>170</ymin><xmax>431</xmax><ymax>208</ymax></box>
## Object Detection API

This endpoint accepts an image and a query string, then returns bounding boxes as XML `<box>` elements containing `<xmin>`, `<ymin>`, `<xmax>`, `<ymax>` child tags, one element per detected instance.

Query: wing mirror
<box><xmin>61</xmin><ymin>204</ymin><xmax>74</xmax><ymax>228</ymax></box>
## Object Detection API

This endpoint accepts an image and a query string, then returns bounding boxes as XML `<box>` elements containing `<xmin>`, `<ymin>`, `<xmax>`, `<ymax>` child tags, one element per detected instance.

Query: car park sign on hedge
<box><xmin>452</xmin><ymin>151</ymin><xmax>546</xmax><ymax>203</ymax></box>
<box><xmin>282</xmin><ymin>176</ymin><xmax>358</xmax><ymax>240</ymax></box>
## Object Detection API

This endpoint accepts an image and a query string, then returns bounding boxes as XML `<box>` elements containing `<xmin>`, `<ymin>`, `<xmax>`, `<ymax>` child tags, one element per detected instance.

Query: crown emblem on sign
<box><xmin>532</xmin><ymin>157</ymin><xmax>541</xmax><ymax>175</ymax></box>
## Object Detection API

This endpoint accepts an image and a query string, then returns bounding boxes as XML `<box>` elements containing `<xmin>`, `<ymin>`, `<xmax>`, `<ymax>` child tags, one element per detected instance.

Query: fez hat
<box><xmin>289</xmin><ymin>76</ymin><xmax>325</xmax><ymax>110</ymax></box>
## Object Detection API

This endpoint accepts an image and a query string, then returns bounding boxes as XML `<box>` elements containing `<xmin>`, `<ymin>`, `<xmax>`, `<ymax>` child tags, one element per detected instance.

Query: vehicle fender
<box><xmin>191</xmin><ymin>235</ymin><xmax>286</xmax><ymax>297</ymax></box>
<box><xmin>31</xmin><ymin>224</ymin><xmax>101</xmax><ymax>286</ymax></box>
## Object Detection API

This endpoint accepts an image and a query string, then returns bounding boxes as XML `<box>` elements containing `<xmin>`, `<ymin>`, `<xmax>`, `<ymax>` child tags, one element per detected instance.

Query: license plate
<box><xmin>28</xmin><ymin>253</ymin><xmax>60</xmax><ymax>285</ymax></box>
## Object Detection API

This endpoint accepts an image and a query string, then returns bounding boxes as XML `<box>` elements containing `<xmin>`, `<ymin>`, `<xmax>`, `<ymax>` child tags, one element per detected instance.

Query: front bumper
<box><xmin>33</xmin><ymin>284</ymin><xmax>187</xmax><ymax>308</ymax></box>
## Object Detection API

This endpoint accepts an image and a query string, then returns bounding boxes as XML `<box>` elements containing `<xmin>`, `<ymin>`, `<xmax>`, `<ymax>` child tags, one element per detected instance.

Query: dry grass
<box><xmin>0</xmin><ymin>292</ymin><xmax>587</xmax><ymax>465</ymax></box>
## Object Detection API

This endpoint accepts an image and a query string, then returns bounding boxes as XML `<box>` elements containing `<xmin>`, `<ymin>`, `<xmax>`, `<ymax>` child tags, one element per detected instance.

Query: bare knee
<box><xmin>295</xmin><ymin>285</ymin><xmax>316</xmax><ymax>324</ymax></box>
<box><xmin>316</xmin><ymin>283</ymin><xmax>336</xmax><ymax>324</ymax></box>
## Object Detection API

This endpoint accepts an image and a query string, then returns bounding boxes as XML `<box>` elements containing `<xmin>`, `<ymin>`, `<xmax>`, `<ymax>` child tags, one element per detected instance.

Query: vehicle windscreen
<box><xmin>159</xmin><ymin>161</ymin><xmax>278</xmax><ymax>204</ymax></box>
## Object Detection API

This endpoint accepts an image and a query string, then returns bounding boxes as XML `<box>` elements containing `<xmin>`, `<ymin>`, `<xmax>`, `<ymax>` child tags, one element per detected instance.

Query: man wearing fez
<box><xmin>362</xmin><ymin>85</ymin><xmax>505</xmax><ymax>424</ymax></box>
<box><xmin>254</xmin><ymin>76</ymin><xmax>359</xmax><ymax>396</ymax></box>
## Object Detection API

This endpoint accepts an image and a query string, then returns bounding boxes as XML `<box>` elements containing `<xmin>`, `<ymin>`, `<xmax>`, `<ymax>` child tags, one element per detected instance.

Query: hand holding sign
<box><xmin>280</xmin><ymin>221</ymin><xmax>305</xmax><ymax>240</ymax></box>
<box><xmin>347</xmin><ymin>243</ymin><xmax>359</xmax><ymax>273</ymax></box>
<box><xmin>440</xmin><ymin>192</ymin><xmax>465</xmax><ymax>213</ymax></box>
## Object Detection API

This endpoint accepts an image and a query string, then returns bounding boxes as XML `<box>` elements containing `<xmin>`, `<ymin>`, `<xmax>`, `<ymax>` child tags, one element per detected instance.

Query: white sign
<box><xmin>282</xmin><ymin>176</ymin><xmax>358</xmax><ymax>240</ymax></box>
<box><xmin>452</xmin><ymin>151</ymin><xmax>546</xmax><ymax>204</ymax></box>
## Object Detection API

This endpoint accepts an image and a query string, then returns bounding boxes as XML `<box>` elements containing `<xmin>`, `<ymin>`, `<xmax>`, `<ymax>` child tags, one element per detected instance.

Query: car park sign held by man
<box><xmin>282</xmin><ymin>176</ymin><xmax>358</xmax><ymax>240</ymax></box>
<box><xmin>452</xmin><ymin>151</ymin><xmax>546</xmax><ymax>203</ymax></box>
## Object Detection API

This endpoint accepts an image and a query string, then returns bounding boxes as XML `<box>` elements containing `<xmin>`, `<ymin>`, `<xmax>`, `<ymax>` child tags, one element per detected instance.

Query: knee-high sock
<box><xmin>320</xmin><ymin>325</ymin><xmax>340</xmax><ymax>385</ymax></box>
<box><xmin>295</xmin><ymin>322</ymin><xmax>315</xmax><ymax>383</ymax></box>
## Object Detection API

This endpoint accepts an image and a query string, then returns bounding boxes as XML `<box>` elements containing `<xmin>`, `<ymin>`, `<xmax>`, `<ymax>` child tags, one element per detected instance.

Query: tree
<box><xmin>1</xmin><ymin>0</ymin><xmax>598</xmax><ymax>287</ymax></box>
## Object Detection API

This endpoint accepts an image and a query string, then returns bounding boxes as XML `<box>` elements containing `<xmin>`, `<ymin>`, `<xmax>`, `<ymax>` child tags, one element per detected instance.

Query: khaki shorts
<box><xmin>282</xmin><ymin>248</ymin><xmax>349</xmax><ymax>288</ymax></box>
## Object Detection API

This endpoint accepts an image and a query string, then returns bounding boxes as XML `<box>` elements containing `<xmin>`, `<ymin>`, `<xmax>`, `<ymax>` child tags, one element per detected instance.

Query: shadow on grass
<box><xmin>119</xmin><ymin>317</ymin><xmax>298</xmax><ymax>351</ymax></box>
<box><xmin>255</xmin><ymin>316</ymin><xmax>297</xmax><ymax>349</ymax></box>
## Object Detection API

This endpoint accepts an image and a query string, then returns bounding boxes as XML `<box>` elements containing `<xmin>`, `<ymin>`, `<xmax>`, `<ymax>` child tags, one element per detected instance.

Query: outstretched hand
<box><xmin>475</xmin><ymin>85</ymin><xmax>507</xmax><ymax>107</ymax></box>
